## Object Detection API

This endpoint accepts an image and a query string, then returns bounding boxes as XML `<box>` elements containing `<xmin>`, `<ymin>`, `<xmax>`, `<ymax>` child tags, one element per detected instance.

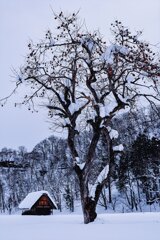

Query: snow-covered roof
<box><xmin>19</xmin><ymin>190</ymin><xmax>57</xmax><ymax>209</ymax></box>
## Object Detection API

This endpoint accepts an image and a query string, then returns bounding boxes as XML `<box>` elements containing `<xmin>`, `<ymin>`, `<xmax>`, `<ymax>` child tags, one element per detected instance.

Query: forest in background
<box><xmin>0</xmin><ymin>106</ymin><xmax>160</xmax><ymax>214</ymax></box>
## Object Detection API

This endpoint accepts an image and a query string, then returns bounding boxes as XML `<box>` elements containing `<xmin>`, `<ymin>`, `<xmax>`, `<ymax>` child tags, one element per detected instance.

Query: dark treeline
<box><xmin>0</xmin><ymin>106</ymin><xmax>160</xmax><ymax>214</ymax></box>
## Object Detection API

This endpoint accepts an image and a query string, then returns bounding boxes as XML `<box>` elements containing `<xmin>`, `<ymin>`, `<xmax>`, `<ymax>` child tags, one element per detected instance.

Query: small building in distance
<box><xmin>19</xmin><ymin>190</ymin><xmax>57</xmax><ymax>215</ymax></box>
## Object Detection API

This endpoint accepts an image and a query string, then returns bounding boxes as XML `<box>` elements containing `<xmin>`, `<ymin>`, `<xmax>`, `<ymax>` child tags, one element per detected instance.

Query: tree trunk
<box><xmin>82</xmin><ymin>196</ymin><xmax>97</xmax><ymax>224</ymax></box>
<box><xmin>72</xmin><ymin>126</ymin><xmax>102</xmax><ymax>224</ymax></box>
<box><xmin>77</xmin><ymin>173</ymin><xmax>98</xmax><ymax>224</ymax></box>
<box><xmin>108</xmin><ymin>174</ymin><xmax>112</xmax><ymax>203</ymax></box>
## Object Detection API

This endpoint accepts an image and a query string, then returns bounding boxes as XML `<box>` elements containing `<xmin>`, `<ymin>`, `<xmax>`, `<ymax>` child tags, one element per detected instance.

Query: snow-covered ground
<box><xmin>1</xmin><ymin>212</ymin><xmax>160</xmax><ymax>240</ymax></box>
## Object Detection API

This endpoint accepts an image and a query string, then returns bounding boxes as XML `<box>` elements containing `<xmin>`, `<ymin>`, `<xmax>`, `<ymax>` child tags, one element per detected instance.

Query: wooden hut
<box><xmin>19</xmin><ymin>190</ymin><xmax>57</xmax><ymax>215</ymax></box>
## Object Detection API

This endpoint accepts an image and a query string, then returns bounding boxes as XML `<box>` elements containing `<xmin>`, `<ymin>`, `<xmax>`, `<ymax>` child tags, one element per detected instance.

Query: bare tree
<box><xmin>1</xmin><ymin>12</ymin><xmax>160</xmax><ymax>223</ymax></box>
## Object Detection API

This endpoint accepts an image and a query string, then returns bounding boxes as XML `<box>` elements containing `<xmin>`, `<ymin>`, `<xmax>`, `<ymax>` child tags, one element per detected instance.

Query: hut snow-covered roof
<box><xmin>19</xmin><ymin>190</ymin><xmax>57</xmax><ymax>209</ymax></box>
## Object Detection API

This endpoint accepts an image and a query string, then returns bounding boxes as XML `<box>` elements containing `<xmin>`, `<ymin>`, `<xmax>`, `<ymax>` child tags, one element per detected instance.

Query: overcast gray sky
<box><xmin>0</xmin><ymin>0</ymin><xmax>160</xmax><ymax>151</ymax></box>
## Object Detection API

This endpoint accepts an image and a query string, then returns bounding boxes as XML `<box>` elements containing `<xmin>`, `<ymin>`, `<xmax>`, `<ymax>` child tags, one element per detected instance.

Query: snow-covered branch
<box><xmin>89</xmin><ymin>165</ymin><xmax>109</xmax><ymax>199</ymax></box>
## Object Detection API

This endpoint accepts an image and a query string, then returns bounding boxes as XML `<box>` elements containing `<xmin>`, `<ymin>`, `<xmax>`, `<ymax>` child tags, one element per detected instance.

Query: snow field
<box><xmin>0</xmin><ymin>212</ymin><xmax>160</xmax><ymax>240</ymax></box>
